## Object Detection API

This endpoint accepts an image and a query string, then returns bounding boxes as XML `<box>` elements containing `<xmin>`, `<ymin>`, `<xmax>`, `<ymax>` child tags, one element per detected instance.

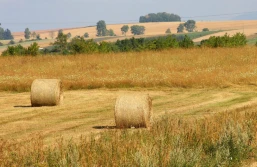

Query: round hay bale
<box><xmin>31</xmin><ymin>79</ymin><xmax>63</xmax><ymax>107</ymax></box>
<box><xmin>115</xmin><ymin>93</ymin><xmax>152</xmax><ymax>128</ymax></box>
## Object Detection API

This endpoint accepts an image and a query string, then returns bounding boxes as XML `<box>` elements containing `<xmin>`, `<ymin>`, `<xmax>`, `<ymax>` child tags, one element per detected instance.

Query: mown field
<box><xmin>1</xmin><ymin>47</ymin><xmax>257</xmax><ymax>166</ymax></box>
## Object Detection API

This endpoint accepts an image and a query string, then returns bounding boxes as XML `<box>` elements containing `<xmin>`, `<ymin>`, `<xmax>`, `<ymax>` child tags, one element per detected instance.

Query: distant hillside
<box><xmin>232</xmin><ymin>12</ymin><xmax>257</xmax><ymax>20</ymax></box>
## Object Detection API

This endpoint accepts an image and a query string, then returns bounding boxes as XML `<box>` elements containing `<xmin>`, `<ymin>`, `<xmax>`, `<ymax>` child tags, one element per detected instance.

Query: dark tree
<box><xmin>165</xmin><ymin>28</ymin><xmax>171</xmax><ymax>34</ymax></box>
<box><xmin>139</xmin><ymin>12</ymin><xmax>181</xmax><ymax>23</ymax></box>
<box><xmin>36</xmin><ymin>34</ymin><xmax>41</xmax><ymax>40</ymax></box>
<box><xmin>121</xmin><ymin>25</ymin><xmax>129</xmax><ymax>36</ymax></box>
<box><xmin>24</xmin><ymin>28</ymin><xmax>31</xmax><ymax>39</ymax></box>
<box><xmin>96</xmin><ymin>20</ymin><xmax>107</xmax><ymax>36</ymax></box>
<box><xmin>131</xmin><ymin>25</ymin><xmax>145</xmax><ymax>35</ymax></box>
<box><xmin>177</xmin><ymin>23</ymin><xmax>184</xmax><ymax>33</ymax></box>
<box><xmin>53</xmin><ymin>32</ymin><xmax>68</xmax><ymax>52</ymax></box>
<box><xmin>3</xmin><ymin>29</ymin><xmax>14</xmax><ymax>40</ymax></box>
<box><xmin>84</xmin><ymin>32</ymin><xmax>89</xmax><ymax>38</ymax></box>
<box><xmin>202</xmin><ymin>28</ymin><xmax>209</xmax><ymax>32</ymax></box>
<box><xmin>184</xmin><ymin>20</ymin><xmax>196</xmax><ymax>32</ymax></box>
<box><xmin>0</xmin><ymin>27</ymin><xmax>4</xmax><ymax>40</ymax></box>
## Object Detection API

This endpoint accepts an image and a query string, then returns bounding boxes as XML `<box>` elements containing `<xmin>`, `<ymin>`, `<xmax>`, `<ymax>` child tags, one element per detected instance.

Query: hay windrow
<box><xmin>114</xmin><ymin>93</ymin><xmax>152</xmax><ymax>128</ymax></box>
<box><xmin>31</xmin><ymin>79</ymin><xmax>63</xmax><ymax>107</ymax></box>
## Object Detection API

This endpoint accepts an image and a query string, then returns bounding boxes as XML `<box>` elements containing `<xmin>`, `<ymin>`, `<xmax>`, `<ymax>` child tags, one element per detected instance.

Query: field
<box><xmin>2</xmin><ymin>46</ymin><xmax>257</xmax><ymax>165</ymax></box>
<box><xmin>1</xmin><ymin>20</ymin><xmax>257</xmax><ymax>54</ymax></box>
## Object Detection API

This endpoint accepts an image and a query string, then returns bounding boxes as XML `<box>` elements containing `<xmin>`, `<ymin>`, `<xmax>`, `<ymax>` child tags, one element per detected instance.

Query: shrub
<box><xmin>202</xmin><ymin>28</ymin><xmax>209</xmax><ymax>32</ymax></box>
<box><xmin>8</xmin><ymin>40</ymin><xmax>15</xmax><ymax>45</ymax></box>
<box><xmin>99</xmin><ymin>41</ymin><xmax>118</xmax><ymax>53</ymax></box>
<box><xmin>84</xmin><ymin>33</ymin><xmax>89</xmax><ymax>38</ymax></box>
<box><xmin>1</xmin><ymin>44</ymin><xmax>27</xmax><ymax>56</ymax></box>
<box><xmin>36</xmin><ymin>34</ymin><xmax>42</xmax><ymax>40</ymax></box>
<box><xmin>69</xmin><ymin>37</ymin><xmax>99</xmax><ymax>54</ymax></box>
<box><xmin>165</xmin><ymin>28</ymin><xmax>171</xmax><ymax>34</ymax></box>
<box><xmin>179</xmin><ymin>35</ymin><xmax>194</xmax><ymax>48</ymax></box>
<box><xmin>201</xmin><ymin>33</ymin><xmax>247</xmax><ymax>48</ymax></box>
<box><xmin>0</xmin><ymin>42</ymin><xmax>3</xmax><ymax>46</ymax></box>
<box><xmin>107</xmin><ymin>29</ymin><xmax>116</xmax><ymax>36</ymax></box>
<box><xmin>27</xmin><ymin>42</ymin><xmax>40</xmax><ymax>56</ymax></box>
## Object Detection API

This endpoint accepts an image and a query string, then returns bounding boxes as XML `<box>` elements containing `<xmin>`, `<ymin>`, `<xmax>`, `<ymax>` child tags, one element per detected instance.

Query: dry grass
<box><xmin>1</xmin><ymin>104</ymin><xmax>257</xmax><ymax>166</ymax></box>
<box><xmin>1</xmin><ymin>47</ymin><xmax>257</xmax><ymax>91</ymax></box>
<box><xmin>1</xmin><ymin>87</ymin><xmax>257</xmax><ymax>143</ymax></box>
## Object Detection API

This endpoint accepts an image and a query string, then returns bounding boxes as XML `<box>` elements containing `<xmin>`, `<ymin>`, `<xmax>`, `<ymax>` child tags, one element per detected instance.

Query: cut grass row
<box><xmin>1</xmin><ymin>105</ymin><xmax>256</xmax><ymax>166</ymax></box>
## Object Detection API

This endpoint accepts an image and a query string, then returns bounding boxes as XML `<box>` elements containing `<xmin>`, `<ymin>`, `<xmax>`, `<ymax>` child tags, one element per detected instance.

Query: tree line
<box><xmin>97</xmin><ymin>20</ymin><xmax>146</xmax><ymax>36</ymax></box>
<box><xmin>139</xmin><ymin>12</ymin><xmax>181</xmax><ymax>23</ymax></box>
<box><xmin>0</xmin><ymin>27</ymin><xmax>13</xmax><ymax>40</ymax></box>
<box><xmin>1</xmin><ymin>31</ymin><xmax>248</xmax><ymax>56</ymax></box>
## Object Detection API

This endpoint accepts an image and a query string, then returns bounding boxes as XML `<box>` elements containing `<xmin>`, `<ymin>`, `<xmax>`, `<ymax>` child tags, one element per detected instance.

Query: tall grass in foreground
<box><xmin>1</xmin><ymin>107</ymin><xmax>256</xmax><ymax>166</ymax></box>
<box><xmin>1</xmin><ymin>47</ymin><xmax>257</xmax><ymax>91</ymax></box>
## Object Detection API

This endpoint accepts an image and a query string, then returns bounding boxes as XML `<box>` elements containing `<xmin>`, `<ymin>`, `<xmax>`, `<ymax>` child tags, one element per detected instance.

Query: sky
<box><xmin>0</xmin><ymin>0</ymin><xmax>257</xmax><ymax>32</ymax></box>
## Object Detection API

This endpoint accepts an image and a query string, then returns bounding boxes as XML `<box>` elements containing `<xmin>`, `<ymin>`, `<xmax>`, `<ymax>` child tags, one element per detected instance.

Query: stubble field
<box><xmin>1</xmin><ymin>47</ymin><xmax>257</xmax><ymax>165</ymax></box>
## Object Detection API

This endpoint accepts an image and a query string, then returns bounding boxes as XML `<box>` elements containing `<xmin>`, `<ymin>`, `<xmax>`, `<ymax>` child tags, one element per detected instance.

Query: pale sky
<box><xmin>0</xmin><ymin>0</ymin><xmax>257</xmax><ymax>32</ymax></box>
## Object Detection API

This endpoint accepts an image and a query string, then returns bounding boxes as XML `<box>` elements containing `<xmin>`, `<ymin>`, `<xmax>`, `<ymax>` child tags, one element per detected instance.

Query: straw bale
<box><xmin>31</xmin><ymin>79</ymin><xmax>63</xmax><ymax>107</ymax></box>
<box><xmin>115</xmin><ymin>93</ymin><xmax>152</xmax><ymax>128</ymax></box>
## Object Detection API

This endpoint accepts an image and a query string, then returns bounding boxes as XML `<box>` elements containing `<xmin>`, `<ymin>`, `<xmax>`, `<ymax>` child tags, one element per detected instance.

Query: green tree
<box><xmin>67</xmin><ymin>32</ymin><xmax>72</xmax><ymax>39</ymax></box>
<box><xmin>179</xmin><ymin>35</ymin><xmax>194</xmax><ymax>48</ymax></box>
<box><xmin>31</xmin><ymin>32</ymin><xmax>37</xmax><ymax>39</ymax></box>
<box><xmin>131</xmin><ymin>25</ymin><xmax>145</xmax><ymax>35</ymax></box>
<box><xmin>96</xmin><ymin>20</ymin><xmax>107</xmax><ymax>36</ymax></box>
<box><xmin>121</xmin><ymin>25</ymin><xmax>129</xmax><ymax>36</ymax></box>
<box><xmin>177</xmin><ymin>23</ymin><xmax>184</xmax><ymax>33</ymax></box>
<box><xmin>107</xmin><ymin>29</ymin><xmax>116</xmax><ymax>36</ymax></box>
<box><xmin>27</xmin><ymin>42</ymin><xmax>39</xmax><ymax>56</ymax></box>
<box><xmin>165</xmin><ymin>28</ymin><xmax>171</xmax><ymax>34</ymax></box>
<box><xmin>84</xmin><ymin>32</ymin><xmax>89</xmax><ymax>38</ymax></box>
<box><xmin>24</xmin><ymin>28</ymin><xmax>31</xmax><ymax>39</ymax></box>
<box><xmin>184</xmin><ymin>20</ymin><xmax>196</xmax><ymax>32</ymax></box>
<box><xmin>69</xmin><ymin>36</ymin><xmax>86</xmax><ymax>54</ymax></box>
<box><xmin>53</xmin><ymin>32</ymin><xmax>68</xmax><ymax>53</ymax></box>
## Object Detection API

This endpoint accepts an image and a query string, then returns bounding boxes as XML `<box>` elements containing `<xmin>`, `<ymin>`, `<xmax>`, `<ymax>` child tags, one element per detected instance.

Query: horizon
<box><xmin>0</xmin><ymin>0</ymin><xmax>257</xmax><ymax>32</ymax></box>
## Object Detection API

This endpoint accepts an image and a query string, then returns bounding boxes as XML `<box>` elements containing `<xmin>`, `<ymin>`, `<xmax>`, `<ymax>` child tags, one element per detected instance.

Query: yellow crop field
<box><xmin>1</xmin><ymin>47</ymin><xmax>257</xmax><ymax>165</ymax></box>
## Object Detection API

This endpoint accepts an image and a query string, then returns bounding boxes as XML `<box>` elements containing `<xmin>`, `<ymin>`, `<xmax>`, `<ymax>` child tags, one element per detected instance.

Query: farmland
<box><xmin>1</xmin><ymin>26</ymin><xmax>257</xmax><ymax>165</ymax></box>
<box><xmin>1</xmin><ymin>20</ymin><xmax>257</xmax><ymax>54</ymax></box>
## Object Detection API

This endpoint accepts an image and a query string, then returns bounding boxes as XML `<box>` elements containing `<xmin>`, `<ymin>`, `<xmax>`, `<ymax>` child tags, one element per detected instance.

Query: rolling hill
<box><xmin>1</xmin><ymin>20</ymin><xmax>257</xmax><ymax>53</ymax></box>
